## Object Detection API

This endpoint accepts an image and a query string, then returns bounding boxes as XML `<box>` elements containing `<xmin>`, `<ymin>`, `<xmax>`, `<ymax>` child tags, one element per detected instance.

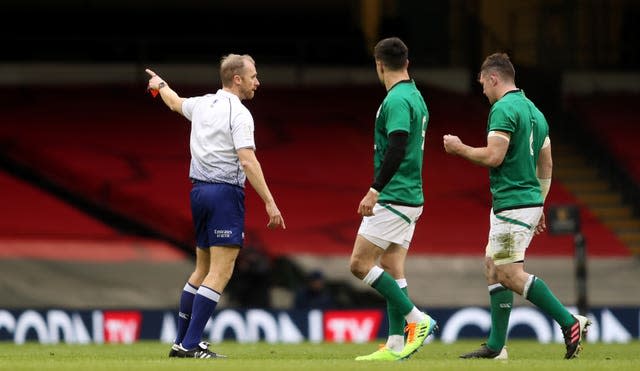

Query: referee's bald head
<box><xmin>220</xmin><ymin>54</ymin><xmax>255</xmax><ymax>87</ymax></box>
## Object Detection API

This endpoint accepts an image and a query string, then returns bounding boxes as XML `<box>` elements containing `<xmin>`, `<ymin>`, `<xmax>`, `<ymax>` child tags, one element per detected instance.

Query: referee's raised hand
<box><xmin>145</xmin><ymin>68</ymin><xmax>165</xmax><ymax>91</ymax></box>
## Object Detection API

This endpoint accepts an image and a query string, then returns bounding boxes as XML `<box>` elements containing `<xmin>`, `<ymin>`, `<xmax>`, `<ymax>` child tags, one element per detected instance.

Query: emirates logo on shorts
<box><xmin>214</xmin><ymin>229</ymin><xmax>233</xmax><ymax>238</ymax></box>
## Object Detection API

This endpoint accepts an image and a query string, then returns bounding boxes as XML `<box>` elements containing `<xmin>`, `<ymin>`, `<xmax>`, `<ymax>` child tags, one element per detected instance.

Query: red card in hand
<box><xmin>149</xmin><ymin>88</ymin><xmax>159</xmax><ymax>98</ymax></box>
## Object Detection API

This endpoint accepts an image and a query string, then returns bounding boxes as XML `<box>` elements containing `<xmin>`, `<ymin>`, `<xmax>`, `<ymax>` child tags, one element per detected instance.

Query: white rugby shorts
<box><xmin>486</xmin><ymin>206</ymin><xmax>543</xmax><ymax>265</ymax></box>
<box><xmin>358</xmin><ymin>203</ymin><xmax>423</xmax><ymax>250</ymax></box>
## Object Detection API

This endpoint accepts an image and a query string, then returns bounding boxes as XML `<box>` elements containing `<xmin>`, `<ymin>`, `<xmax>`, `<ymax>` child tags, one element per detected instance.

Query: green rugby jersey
<box><xmin>374</xmin><ymin>80</ymin><xmax>429</xmax><ymax>206</ymax></box>
<box><xmin>488</xmin><ymin>90</ymin><xmax>549</xmax><ymax>212</ymax></box>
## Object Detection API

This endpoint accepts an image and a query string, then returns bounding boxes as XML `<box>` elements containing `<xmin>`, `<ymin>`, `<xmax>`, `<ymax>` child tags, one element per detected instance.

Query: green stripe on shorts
<box><xmin>381</xmin><ymin>204</ymin><xmax>412</xmax><ymax>224</ymax></box>
<box><xmin>495</xmin><ymin>213</ymin><xmax>532</xmax><ymax>229</ymax></box>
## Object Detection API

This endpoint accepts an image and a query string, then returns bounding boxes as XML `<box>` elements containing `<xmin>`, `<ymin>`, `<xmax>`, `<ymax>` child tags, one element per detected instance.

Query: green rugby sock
<box><xmin>387</xmin><ymin>284</ymin><xmax>408</xmax><ymax>336</ymax></box>
<box><xmin>525</xmin><ymin>276</ymin><xmax>575</xmax><ymax>327</ymax></box>
<box><xmin>372</xmin><ymin>271</ymin><xmax>414</xmax><ymax>316</ymax></box>
<box><xmin>486</xmin><ymin>284</ymin><xmax>513</xmax><ymax>351</ymax></box>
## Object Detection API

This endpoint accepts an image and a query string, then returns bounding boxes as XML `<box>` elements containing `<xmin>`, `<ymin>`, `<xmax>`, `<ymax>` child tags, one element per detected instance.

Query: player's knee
<box><xmin>495</xmin><ymin>269</ymin><xmax>517</xmax><ymax>288</ymax></box>
<box><xmin>348</xmin><ymin>257</ymin><xmax>368</xmax><ymax>279</ymax></box>
<box><xmin>483</xmin><ymin>257</ymin><xmax>497</xmax><ymax>282</ymax></box>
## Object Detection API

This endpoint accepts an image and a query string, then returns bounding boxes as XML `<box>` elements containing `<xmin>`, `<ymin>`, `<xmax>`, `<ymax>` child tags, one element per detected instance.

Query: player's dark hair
<box><xmin>480</xmin><ymin>53</ymin><xmax>515</xmax><ymax>81</ymax></box>
<box><xmin>374</xmin><ymin>37</ymin><xmax>408</xmax><ymax>71</ymax></box>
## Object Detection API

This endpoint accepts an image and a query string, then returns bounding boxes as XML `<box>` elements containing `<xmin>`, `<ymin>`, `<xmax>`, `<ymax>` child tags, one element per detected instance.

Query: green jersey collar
<box><xmin>388</xmin><ymin>79</ymin><xmax>414</xmax><ymax>92</ymax></box>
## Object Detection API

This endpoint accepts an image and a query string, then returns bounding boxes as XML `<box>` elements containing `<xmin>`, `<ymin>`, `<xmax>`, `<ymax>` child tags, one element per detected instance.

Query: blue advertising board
<box><xmin>0</xmin><ymin>306</ymin><xmax>637</xmax><ymax>344</ymax></box>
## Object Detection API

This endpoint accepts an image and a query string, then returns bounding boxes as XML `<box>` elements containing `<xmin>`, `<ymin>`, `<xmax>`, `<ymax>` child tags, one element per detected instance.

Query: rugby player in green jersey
<box><xmin>350</xmin><ymin>37</ymin><xmax>437</xmax><ymax>361</ymax></box>
<box><xmin>443</xmin><ymin>53</ymin><xmax>590</xmax><ymax>360</ymax></box>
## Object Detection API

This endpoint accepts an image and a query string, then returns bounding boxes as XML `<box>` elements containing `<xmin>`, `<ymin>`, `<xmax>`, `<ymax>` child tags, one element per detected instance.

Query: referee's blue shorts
<box><xmin>190</xmin><ymin>181</ymin><xmax>245</xmax><ymax>249</ymax></box>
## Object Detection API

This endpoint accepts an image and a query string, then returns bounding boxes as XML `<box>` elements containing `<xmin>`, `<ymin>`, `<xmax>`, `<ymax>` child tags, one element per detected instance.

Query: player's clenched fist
<box><xmin>443</xmin><ymin>134</ymin><xmax>463</xmax><ymax>155</ymax></box>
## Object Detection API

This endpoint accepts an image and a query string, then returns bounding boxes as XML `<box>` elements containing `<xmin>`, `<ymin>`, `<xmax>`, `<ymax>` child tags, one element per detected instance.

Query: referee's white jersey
<box><xmin>181</xmin><ymin>89</ymin><xmax>256</xmax><ymax>187</ymax></box>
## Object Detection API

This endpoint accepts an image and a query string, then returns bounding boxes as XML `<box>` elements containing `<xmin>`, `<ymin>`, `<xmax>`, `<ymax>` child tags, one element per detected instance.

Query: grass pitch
<box><xmin>0</xmin><ymin>340</ymin><xmax>637</xmax><ymax>371</ymax></box>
